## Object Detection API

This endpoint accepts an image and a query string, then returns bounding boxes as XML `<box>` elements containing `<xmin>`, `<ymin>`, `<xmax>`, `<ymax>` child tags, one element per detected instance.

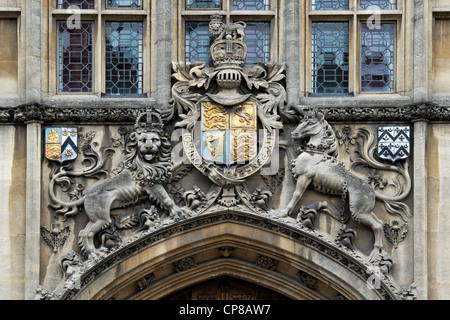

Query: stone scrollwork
<box><xmin>352</xmin><ymin>128</ymin><xmax>412</xmax><ymax>222</ymax></box>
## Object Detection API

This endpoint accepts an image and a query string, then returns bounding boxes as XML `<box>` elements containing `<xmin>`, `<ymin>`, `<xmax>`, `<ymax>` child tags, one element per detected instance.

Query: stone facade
<box><xmin>0</xmin><ymin>0</ymin><xmax>450</xmax><ymax>300</ymax></box>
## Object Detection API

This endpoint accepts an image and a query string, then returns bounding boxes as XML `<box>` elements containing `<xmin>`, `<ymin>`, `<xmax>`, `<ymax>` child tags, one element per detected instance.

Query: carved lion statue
<box><xmin>209</xmin><ymin>14</ymin><xmax>246</xmax><ymax>41</ymax></box>
<box><xmin>50</xmin><ymin>111</ymin><xmax>192</xmax><ymax>261</ymax></box>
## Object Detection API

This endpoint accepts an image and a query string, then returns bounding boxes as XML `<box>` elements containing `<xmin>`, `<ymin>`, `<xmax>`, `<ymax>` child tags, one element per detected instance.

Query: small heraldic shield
<box><xmin>45</xmin><ymin>127</ymin><xmax>78</xmax><ymax>163</ymax></box>
<box><xmin>377</xmin><ymin>125</ymin><xmax>410</xmax><ymax>163</ymax></box>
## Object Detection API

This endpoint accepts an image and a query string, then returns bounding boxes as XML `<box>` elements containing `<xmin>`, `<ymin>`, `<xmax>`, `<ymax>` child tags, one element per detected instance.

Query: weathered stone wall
<box><xmin>0</xmin><ymin>125</ymin><xmax>26</xmax><ymax>300</ymax></box>
<box><xmin>426</xmin><ymin>123</ymin><xmax>450</xmax><ymax>299</ymax></box>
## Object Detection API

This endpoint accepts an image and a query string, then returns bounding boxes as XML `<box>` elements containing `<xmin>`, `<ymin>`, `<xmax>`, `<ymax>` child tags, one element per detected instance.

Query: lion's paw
<box><xmin>170</xmin><ymin>206</ymin><xmax>193</xmax><ymax>221</ymax></box>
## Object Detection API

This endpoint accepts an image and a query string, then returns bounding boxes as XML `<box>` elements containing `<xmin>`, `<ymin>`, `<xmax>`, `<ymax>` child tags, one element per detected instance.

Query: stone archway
<box><xmin>164</xmin><ymin>276</ymin><xmax>289</xmax><ymax>300</ymax></box>
<box><xmin>56</xmin><ymin>211</ymin><xmax>400</xmax><ymax>300</ymax></box>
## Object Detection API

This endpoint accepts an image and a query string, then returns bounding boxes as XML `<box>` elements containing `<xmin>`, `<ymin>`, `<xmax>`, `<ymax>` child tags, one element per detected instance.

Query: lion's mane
<box><xmin>122</xmin><ymin>128</ymin><xmax>173</xmax><ymax>186</ymax></box>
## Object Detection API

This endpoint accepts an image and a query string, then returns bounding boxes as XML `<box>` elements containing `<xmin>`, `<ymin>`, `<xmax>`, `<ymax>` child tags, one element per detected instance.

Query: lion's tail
<box><xmin>49</xmin><ymin>198</ymin><xmax>85</xmax><ymax>221</ymax></box>
<box><xmin>48</xmin><ymin>171</ymin><xmax>86</xmax><ymax>220</ymax></box>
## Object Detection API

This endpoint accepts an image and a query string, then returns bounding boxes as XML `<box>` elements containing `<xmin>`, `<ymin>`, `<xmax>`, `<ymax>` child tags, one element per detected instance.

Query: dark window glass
<box><xmin>312</xmin><ymin>22</ymin><xmax>349</xmax><ymax>95</ymax></box>
<box><xmin>233</xmin><ymin>0</ymin><xmax>270</xmax><ymax>10</ymax></box>
<box><xmin>58</xmin><ymin>22</ymin><xmax>93</xmax><ymax>93</ymax></box>
<box><xmin>185</xmin><ymin>21</ymin><xmax>270</xmax><ymax>68</ymax></box>
<box><xmin>311</xmin><ymin>0</ymin><xmax>349</xmax><ymax>10</ymax></box>
<box><xmin>244</xmin><ymin>22</ymin><xmax>270</xmax><ymax>67</ymax></box>
<box><xmin>105</xmin><ymin>22</ymin><xmax>143</xmax><ymax>96</ymax></box>
<box><xmin>361</xmin><ymin>23</ymin><xmax>395</xmax><ymax>92</ymax></box>
<box><xmin>185</xmin><ymin>22</ymin><xmax>215</xmax><ymax>67</ymax></box>
<box><xmin>57</xmin><ymin>0</ymin><xmax>95</xmax><ymax>9</ymax></box>
<box><xmin>187</xmin><ymin>0</ymin><xmax>221</xmax><ymax>9</ymax></box>
<box><xmin>107</xmin><ymin>0</ymin><xmax>141</xmax><ymax>8</ymax></box>
<box><xmin>360</xmin><ymin>0</ymin><xmax>397</xmax><ymax>10</ymax></box>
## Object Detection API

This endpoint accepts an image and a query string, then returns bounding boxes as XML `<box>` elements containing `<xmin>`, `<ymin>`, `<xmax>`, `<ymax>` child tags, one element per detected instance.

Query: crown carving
<box><xmin>134</xmin><ymin>108</ymin><xmax>164</xmax><ymax>133</ymax></box>
<box><xmin>209</xmin><ymin>14</ymin><xmax>247</xmax><ymax>69</ymax></box>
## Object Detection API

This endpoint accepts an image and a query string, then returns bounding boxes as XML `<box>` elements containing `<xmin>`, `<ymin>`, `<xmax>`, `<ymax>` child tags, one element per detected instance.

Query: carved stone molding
<box><xmin>2</xmin><ymin>102</ymin><xmax>450</xmax><ymax>124</ymax></box>
<box><xmin>256</xmin><ymin>255</ymin><xmax>279</xmax><ymax>271</ymax></box>
<box><xmin>45</xmin><ymin>211</ymin><xmax>410</xmax><ymax>300</ymax></box>
<box><xmin>297</xmin><ymin>271</ymin><xmax>317</xmax><ymax>289</ymax></box>
<box><xmin>175</xmin><ymin>257</ymin><xmax>196</xmax><ymax>273</ymax></box>
<box><xmin>41</xmin><ymin>224</ymin><xmax>70</xmax><ymax>253</ymax></box>
<box><xmin>219</xmin><ymin>246</ymin><xmax>235</xmax><ymax>258</ymax></box>
<box><xmin>137</xmin><ymin>273</ymin><xmax>155</xmax><ymax>291</ymax></box>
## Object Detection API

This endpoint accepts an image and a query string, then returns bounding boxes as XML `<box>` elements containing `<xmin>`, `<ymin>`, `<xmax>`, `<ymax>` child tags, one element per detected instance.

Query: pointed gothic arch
<box><xmin>57</xmin><ymin>211</ymin><xmax>399</xmax><ymax>300</ymax></box>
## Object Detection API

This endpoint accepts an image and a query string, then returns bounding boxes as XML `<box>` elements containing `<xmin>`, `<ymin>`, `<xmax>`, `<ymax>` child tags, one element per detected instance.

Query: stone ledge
<box><xmin>1</xmin><ymin>102</ymin><xmax>449</xmax><ymax>124</ymax></box>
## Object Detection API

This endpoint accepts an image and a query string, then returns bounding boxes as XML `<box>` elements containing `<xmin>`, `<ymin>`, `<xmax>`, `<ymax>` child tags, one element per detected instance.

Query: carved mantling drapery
<box><xmin>32</xmin><ymin>15</ymin><xmax>420</xmax><ymax>300</ymax></box>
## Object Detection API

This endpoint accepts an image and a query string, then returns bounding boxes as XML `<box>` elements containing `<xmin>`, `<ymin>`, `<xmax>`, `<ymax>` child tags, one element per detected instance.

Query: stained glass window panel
<box><xmin>187</xmin><ymin>0</ymin><xmax>221</xmax><ymax>9</ymax></box>
<box><xmin>107</xmin><ymin>0</ymin><xmax>142</xmax><ymax>8</ymax></box>
<box><xmin>311</xmin><ymin>0</ymin><xmax>349</xmax><ymax>10</ymax></box>
<box><xmin>58</xmin><ymin>22</ymin><xmax>93</xmax><ymax>93</ymax></box>
<box><xmin>233</xmin><ymin>0</ymin><xmax>270</xmax><ymax>11</ymax></box>
<box><xmin>185</xmin><ymin>22</ymin><xmax>215</xmax><ymax>67</ymax></box>
<box><xmin>244</xmin><ymin>22</ymin><xmax>271</xmax><ymax>67</ymax></box>
<box><xmin>57</xmin><ymin>0</ymin><xmax>95</xmax><ymax>9</ymax></box>
<box><xmin>312</xmin><ymin>22</ymin><xmax>349</xmax><ymax>95</ymax></box>
<box><xmin>360</xmin><ymin>0</ymin><xmax>397</xmax><ymax>10</ymax></box>
<box><xmin>105</xmin><ymin>22</ymin><xmax>143</xmax><ymax>96</ymax></box>
<box><xmin>361</xmin><ymin>23</ymin><xmax>395</xmax><ymax>92</ymax></box>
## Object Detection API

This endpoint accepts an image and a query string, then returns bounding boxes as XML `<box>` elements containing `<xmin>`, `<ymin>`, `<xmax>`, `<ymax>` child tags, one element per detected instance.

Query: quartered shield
<box><xmin>377</xmin><ymin>125</ymin><xmax>410</xmax><ymax>162</ymax></box>
<box><xmin>44</xmin><ymin>127</ymin><xmax>79</xmax><ymax>163</ymax></box>
<box><xmin>201</xmin><ymin>101</ymin><xmax>258</xmax><ymax>166</ymax></box>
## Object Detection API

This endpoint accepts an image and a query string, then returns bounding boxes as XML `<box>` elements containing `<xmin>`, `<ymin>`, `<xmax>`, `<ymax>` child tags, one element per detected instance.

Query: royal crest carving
<box><xmin>171</xmin><ymin>14</ymin><xmax>286</xmax><ymax>190</ymax></box>
<box><xmin>36</xmin><ymin>14</ymin><xmax>416</xmax><ymax>301</ymax></box>
<box><xmin>48</xmin><ymin>109</ymin><xmax>192</xmax><ymax>261</ymax></box>
<box><xmin>274</xmin><ymin>106</ymin><xmax>411</xmax><ymax>262</ymax></box>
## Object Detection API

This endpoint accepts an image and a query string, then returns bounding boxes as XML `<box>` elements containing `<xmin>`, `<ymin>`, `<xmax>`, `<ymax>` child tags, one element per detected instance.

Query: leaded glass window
<box><xmin>187</xmin><ymin>0</ymin><xmax>221</xmax><ymax>9</ymax></box>
<box><xmin>361</xmin><ymin>23</ymin><xmax>395</xmax><ymax>92</ymax></box>
<box><xmin>312</xmin><ymin>22</ymin><xmax>349</xmax><ymax>95</ymax></box>
<box><xmin>244</xmin><ymin>22</ymin><xmax>271</xmax><ymax>67</ymax></box>
<box><xmin>185</xmin><ymin>22</ymin><xmax>215</xmax><ymax>67</ymax></box>
<box><xmin>105</xmin><ymin>22</ymin><xmax>143</xmax><ymax>96</ymax></box>
<box><xmin>58</xmin><ymin>22</ymin><xmax>93</xmax><ymax>93</ymax></box>
<box><xmin>107</xmin><ymin>0</ymin><xmax>142</xmax><ymax>8</ymax></box>
<box><xmin>311</xmin><ymin>0</ymin><xmax>349</xmax><ymax>10</ymax></box>
<box><xmin>360</xmin><ymin>0</ymin><xmax>397</xmax><ymax>10</ymax></box>
<box><xmin>57</xmin><ymin>0</ymin><xmax>95</xmax><ymax>9</ymax></box>
<box><xmin>185</xmin><ymin>21</ymin><xmax>270</xmax><ymax>68</ymax></box>
<box><xmin>233</xmin><ymin>0</ymin><xmax>270</xmax><ymax>11</ymax></box>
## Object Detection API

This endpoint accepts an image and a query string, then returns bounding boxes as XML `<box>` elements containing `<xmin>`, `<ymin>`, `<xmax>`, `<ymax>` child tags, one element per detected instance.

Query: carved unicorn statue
<box><xmin>275</xmin><ymin>106</ymin><xmax>385</xmax><ymax>261</ymax></box>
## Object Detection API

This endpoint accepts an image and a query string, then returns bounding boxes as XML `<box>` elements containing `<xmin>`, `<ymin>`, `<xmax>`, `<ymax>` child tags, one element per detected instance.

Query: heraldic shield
<box><xmin>44</xmin><ymin>127</ymin><xmax>79</xmax><ymax>163</ymax></box>
<box><xmin>377</xmin><ymin>125</ymin><xmax>411</xmax><ymax>163</ymax></box>
<box><xmin>201</xmin><ymin>101</ymin><xmax>258</xmax><ymax>166</ymax></box>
